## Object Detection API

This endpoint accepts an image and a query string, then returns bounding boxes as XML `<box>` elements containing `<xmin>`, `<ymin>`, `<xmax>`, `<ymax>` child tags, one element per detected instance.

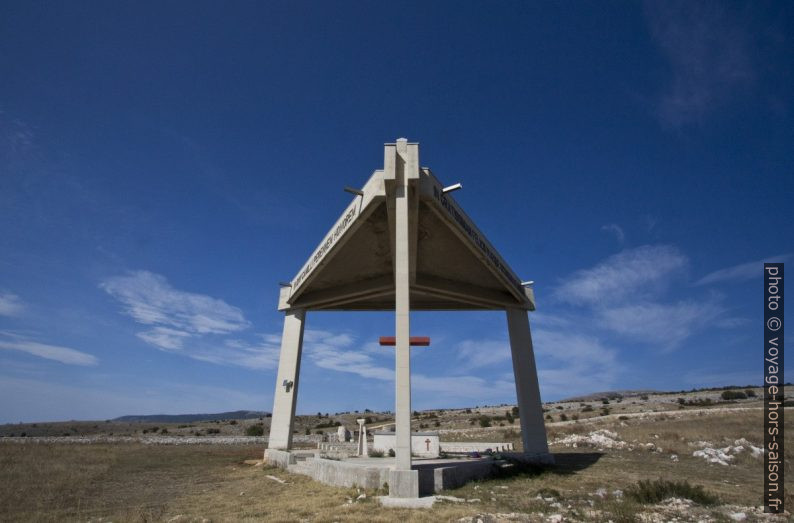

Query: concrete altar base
<box><xmin>264</xmin><ymin>449</ymin><xmax>551</xmax><ymax>498</ymax></box>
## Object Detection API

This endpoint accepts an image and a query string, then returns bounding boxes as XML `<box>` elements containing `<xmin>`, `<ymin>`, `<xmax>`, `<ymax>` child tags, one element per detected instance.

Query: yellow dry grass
<box><xmin>0</xmin><ymin>408</ymin><xmax>790</xmax><ymax>522</ymax></box>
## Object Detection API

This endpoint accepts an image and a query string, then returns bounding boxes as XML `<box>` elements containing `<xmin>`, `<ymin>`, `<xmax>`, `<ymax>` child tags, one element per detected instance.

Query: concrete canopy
<box><xmin>266</xmin><ymin>139</ymin><xmax>552</xmax><ymax>498</ymax></box>
<box><xmin>279</xmin><ymin>142</ymin><xmax>535</xmax><ymax>312</ymax></box>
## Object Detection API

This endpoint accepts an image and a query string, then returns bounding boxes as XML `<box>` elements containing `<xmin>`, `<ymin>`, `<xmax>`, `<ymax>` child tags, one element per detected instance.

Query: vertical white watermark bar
<box><xmin>764</xmin><ymin>263</ymin><xmax>784</xmax><ymax>513</ymax></box>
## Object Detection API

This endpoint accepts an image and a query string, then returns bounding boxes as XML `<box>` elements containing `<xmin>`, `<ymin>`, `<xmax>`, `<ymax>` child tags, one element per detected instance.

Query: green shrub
<box><xmin>388</xmin><ymin>448</ymin><xmax>395</xmax><ymax>457</ymax></box>
<box><xmin>246</xmin><ymin>424</ymin><xmax>264</xmax><ymax>436</ymax></box>
<box><xmin>721</xmin><ymin>390</ymin><xmax>747</xmax><ymax>400</ymax></box>
<box><xmin>582</xmin><ymin>405</ymin><xmax>594</xmax><ymax>412</ymax></box>
<box><xmin>228</xmin><ymin>420</ymin><xmax>237</xmax><ymax>425</ymax></box>
<box><xmin>369</xmin><ymin>449</ymin><xmax>384</xmax><ymax>457</ymax></box>
<box><xmin>745</xmin><ymin>389</ymin><xmax>757</xmax><ymax>398</ymax></box>
<box><xmin>478</xmin><ymin>416</ymin><xmax>491</xmax><ymax>428</ymax></box>
<box><xmin>626</xmin><ymin>479</ymin><xmax>719</xmax><ymax>506</ymax></box>
<box><xmin>559</xmin><ymin>413</ymin><xmax>568</xmax><ymax>421</ymax></box>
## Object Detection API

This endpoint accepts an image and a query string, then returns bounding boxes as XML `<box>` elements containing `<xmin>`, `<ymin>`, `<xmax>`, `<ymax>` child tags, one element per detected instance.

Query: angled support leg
<box><xmin>266</xmin><ymin>308</ymin><xmax>306</xmax><ymax>453</ymax></box>
<box><xmin>506</xmin><ymin>308</ymin><xmax>554</xmax><ymax>464</ymax></box>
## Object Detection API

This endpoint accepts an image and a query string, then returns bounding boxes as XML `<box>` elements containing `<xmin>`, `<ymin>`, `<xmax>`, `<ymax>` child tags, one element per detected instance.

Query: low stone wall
<box><xmin>440</xmin><ymin>442</ymin><xmax>514</xmax><ymax>453</ymax></box>
<box><xmin>430</xmin><ymin>460</ymin><xmax>499</xmax><ymax>491</ymax></box>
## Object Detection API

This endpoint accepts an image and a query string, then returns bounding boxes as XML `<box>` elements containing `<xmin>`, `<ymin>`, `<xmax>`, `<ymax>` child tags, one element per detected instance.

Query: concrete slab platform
<box><xmin>266</xmin><ymin>450</ymin><xmax>539</xmax><ymax>497</ymax></box>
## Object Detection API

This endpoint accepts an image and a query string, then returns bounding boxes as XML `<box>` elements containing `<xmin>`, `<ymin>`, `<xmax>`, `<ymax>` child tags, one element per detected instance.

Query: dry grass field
<box><xmin>0</xmin><ymin>389</ymin><xmax>791</xmax><ymax>522</ymax></box>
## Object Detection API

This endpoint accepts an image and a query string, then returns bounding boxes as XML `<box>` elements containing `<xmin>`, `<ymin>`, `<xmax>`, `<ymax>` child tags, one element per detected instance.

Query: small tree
<box><xmin>478</xmin><ymin>415</ymin><xmax>491</xmax><ymax>428</ymax></box>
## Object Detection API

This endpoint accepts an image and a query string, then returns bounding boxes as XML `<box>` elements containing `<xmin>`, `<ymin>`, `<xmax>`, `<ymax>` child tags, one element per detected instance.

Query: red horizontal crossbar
<box><xmin>379</xmin><ymin>336</ymin><xmax>430</xmax><ymax>346</ymax></box>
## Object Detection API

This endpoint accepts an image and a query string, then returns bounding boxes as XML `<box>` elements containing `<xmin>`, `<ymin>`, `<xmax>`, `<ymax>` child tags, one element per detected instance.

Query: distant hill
<box><xmin>113</xmin><ymin>410</ymin><xmax>269</xmax><ymax>423</ymax></box>
<box><xmin>560</xmin><ymin>390</ymin><xmax>660</xmax><ymax>402</ymax></box>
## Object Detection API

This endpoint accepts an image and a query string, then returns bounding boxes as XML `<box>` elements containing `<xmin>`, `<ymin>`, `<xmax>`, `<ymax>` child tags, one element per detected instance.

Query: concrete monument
<box><xmin>264</xmin><ymin>139</ymin><xmax>552</xmax><ymax>499</ymax></box>
<box><xmin>355</xmin><ymin>418</ymin><xmax>368</xmax><ymax>457</ymax></box>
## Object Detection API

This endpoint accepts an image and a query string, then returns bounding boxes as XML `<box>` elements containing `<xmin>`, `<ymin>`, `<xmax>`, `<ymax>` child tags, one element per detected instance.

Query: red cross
<box><xmin>379</xmin><ymin>336</ymin><xmax>430</xmax><ymax>346</ymax></box>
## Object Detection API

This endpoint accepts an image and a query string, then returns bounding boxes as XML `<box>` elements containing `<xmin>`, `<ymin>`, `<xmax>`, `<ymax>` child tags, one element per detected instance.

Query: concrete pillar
<box><xmin>394</xmin><ymin>138</ymin><xmax>412</xmax><ymax>471</ymax></box>
<box><xmin>266</xmin><ymin>308</ymin><xmax>306</xmax><ymax>452</ymax></box>
<box><xmin>506</xmin><ymin>308</ymin><xmax>553</xmax><ymax>463</ymax></box>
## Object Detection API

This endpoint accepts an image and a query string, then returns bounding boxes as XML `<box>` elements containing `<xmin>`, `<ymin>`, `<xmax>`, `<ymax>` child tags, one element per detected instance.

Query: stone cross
<box><xmin>356</xmin><ymin>418</ymin><xmax>368</xmax><ymax>457</ymax></box>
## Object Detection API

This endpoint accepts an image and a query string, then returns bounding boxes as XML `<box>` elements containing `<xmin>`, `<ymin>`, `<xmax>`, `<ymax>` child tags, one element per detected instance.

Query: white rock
<box><xmin>728</xmin><ymin>513</ymin><xmax>747</xmax><ymax>521</ymax></box>
<box><xmin>548</xmin><ymin>515</ymin><xmax>563</xmax><ymax>522</ymax></box>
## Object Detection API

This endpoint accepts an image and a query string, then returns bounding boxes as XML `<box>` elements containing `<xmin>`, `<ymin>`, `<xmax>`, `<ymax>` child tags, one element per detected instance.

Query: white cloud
<box><xmin>533</xmin><ymin>329</ymin><xmax>621</xmax><ymax>398</ymax></box>
<box><xmin>553</xmin><ymin>245</ymin><xmax>688</xmax><ymax>306</ymax></box>
<box><xmin>0</xmin><ymin>292</ymin><xmax>24</xmax><ymax>317</ymax></box>
<box><xmin>188</xmin><ymin>338</ymin><xmax>281</xmax><ymax>371</ymax></box>
<box><xmin>100</xmin><ymin>271</ymin><xmax>278</xmax><ymax>370</ymax></box>
<box><xmin>100</xmin><ymin>271</ymin><xmax>249</xmax><ymax>335</ymax></box>
<box><xmin>303</xmin><ymin>330</ymin><xmax>520</xmax><ymax>405</ymax></box>
<box><xmin>600</xmin><ymin>224</ymin><xmax>625</xmax><ymax>244</ymax></box>
<box><xmin>695</xmin><ymin>254</ymin><xmax>791</xmax><ymax>286</ymax></box>
<box><xmin>454</xmin><ymin>339</ymin><xmax>512</xmax><ymax>372</ymax></box>
<box><xmin>0</xmin><ymin>334</ymin><xmax>97</xmax><ymax>366</ymax></box>
<box><xmin>597</xmin><ymin>299</ymin><xmax>724</xmax><ymax>350</ymax></box>
<box><xmin>305</xmin><ymin>330</ymin><xmax>395</xmax><ymax>381</ymax></box>
<box><xmin>136</xmin><ymin>327</ymin><xmax>191</xmax><ymax>351</ymax></box>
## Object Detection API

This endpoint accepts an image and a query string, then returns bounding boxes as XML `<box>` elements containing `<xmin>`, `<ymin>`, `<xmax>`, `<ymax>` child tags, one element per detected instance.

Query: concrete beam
<box><xmin>413</xmin><ymin>274</ymin><xmax>524</xmax><ymax>310</ymax></box>
<box><xmin>290</xmin><ymin>275</ymin><xmax>392</xmax><ymax>310</ymax></box>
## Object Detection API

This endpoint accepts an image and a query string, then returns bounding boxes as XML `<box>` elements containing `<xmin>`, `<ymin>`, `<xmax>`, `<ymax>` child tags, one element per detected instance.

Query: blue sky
<box><xmin>0</xmin><ymin>1</ymin><xmax>791</xmax><ymax>423</ymax></box>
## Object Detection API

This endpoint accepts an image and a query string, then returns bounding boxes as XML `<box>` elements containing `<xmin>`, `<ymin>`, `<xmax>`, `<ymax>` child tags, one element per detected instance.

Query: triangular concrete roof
<box><xmin>278</xmin><ymin>140</ymin><xmax>534</xmax><ymax>311</ymax></box>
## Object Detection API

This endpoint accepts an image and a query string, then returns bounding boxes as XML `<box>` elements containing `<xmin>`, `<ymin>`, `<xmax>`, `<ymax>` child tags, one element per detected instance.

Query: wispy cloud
<box><xmin>0</xmin><ymin>332</ymin><xmax>97</xmax><ymax>366</ymax></box>
<box><xmin>0</xmin><ymin>292</ymin><xmax>24</xmax><ymax>317</ymax></box>
<box><xmin>549</xmin><ymin>244</ymin><xmax>735</xmax><ymax>353</ymax></box>
<box><xmin>553</xmin><ymin>245</ymin><xmax>687</xmax><ymax>307</ymax></box>
<box><xmin>454</xmin><ymin>339</ymin><xmax>512</xmax><ymax>372</ymax></box>
<box><xmin>101</xmin><ymin>271</ymin><xmax>281</xmax><ymax>370</ymax></box>
<box><xmin>600</xmin><ymin>224</ymin><xmax>625</xmax><ymax>244</ymax></box>
<box><xmin>644</xmin><ymin>0</ymin><xmax>753</xmax><ymax>127</ymax></box>
<box><xmin>696</xmin><ymin>254</ymin><xmax>791</xmax><ymax>286</ymax></box>
<box><xmin>100</xmin><ymin>271</ymin><xmax>249</xmax><ymax>336</ymax></box>
<box><xmin>597</xmin><ymin>299</ymin><xmax>724</xmax><ymax>351</ymax></box>
<box><xmin>303</xmin><ymin>330</ymin><xmax>519</xmax><ymax>405</ymax></box>
<box><xmin>533</xmin><ymin>329</ymin><xmax>621</xmax><ymax>398</ymax></box>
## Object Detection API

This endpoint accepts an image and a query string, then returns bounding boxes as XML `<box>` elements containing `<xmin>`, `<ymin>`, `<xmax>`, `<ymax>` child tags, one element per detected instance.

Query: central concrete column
<box><xmin>266</xmin><ymin>308</ymin><xmax>306</xmax><ymax>452</ymax></box>
<box><xmin>506</xmin><ymin>308</ymin><xmax>554</xmax><ymax>463</ymax></box>
<box><xmin>393</xmin><ymin>139</ymin><xmax>412</xmax><ymax>473</ymax></box>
